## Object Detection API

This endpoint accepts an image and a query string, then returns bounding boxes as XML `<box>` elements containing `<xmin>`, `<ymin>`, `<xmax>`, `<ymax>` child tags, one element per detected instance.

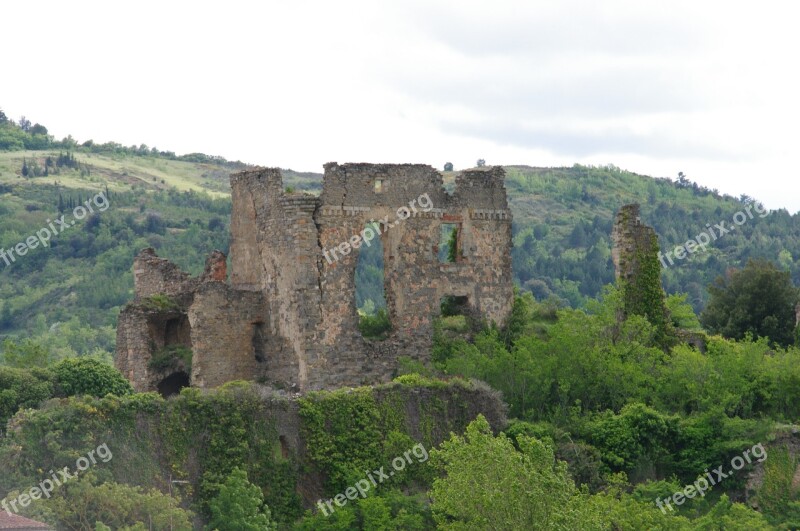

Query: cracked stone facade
<box><xmin>116</xmin><ymin>163</ymin><xmax>514</xmax><ymax>394</ymax></box>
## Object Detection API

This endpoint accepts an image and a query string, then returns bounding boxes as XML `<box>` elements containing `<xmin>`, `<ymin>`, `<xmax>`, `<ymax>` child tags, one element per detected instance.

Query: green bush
<box><xmin>0</xmin><ymin>366</ymin><xmax>54</xmax><ymax>433</ymax></box>
<box><xmin>148</xmin><ymin>345</ymin><xmax>192</xmax><ymax>372</ymax></box>
<box><xmin>53</xmin><ymin>358</ymin><xmax>133</xmax><ymax>397</ymax></box>
<box><xmin>207</xmin><ymin>467</ymin><xmax>277</xmax><ymax>531</ymax></box>
<box><xmin>141</xmin><ymin>293</ymin><xmax>180</xmax><ymax>311</ymax></box>
<box><xmin>358</xmin><ymin>308</ymin><xmax>391</xmax><ymax>339</ymax></box>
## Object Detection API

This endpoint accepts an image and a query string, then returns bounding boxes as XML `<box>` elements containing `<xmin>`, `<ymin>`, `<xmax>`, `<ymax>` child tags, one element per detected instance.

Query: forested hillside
<box><xmin>4</xmin><ymin>113</ymin><xmax>800</xmax><ymax>529</ymax></box>
<box><xmin>2</xmin><ymin>115</ymin><xmax>798</xmax><ymax>361</ymax></box>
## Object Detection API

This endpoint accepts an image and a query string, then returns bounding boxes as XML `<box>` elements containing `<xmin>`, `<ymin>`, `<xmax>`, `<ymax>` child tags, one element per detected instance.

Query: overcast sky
<box><xmin>4</xmin><ymin>1</ymin><xmax>799</xmax><ymax>212</ymax></box>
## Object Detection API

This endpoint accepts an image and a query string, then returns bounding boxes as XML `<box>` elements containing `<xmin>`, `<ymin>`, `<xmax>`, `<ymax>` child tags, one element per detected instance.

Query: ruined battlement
<box><xmin>117</xmin><ymin>163</ymin><xmax>514</xmax><ymax>395</ymax></box>
<box><xmin>133</xmin><ymin>247</ymin><xmax>192</xmax><ymax>299</ymax></box>
<box><xmin>611</xmin><ymin>203</ymin><xmax>658</xmax><ymax>283</ymax></box>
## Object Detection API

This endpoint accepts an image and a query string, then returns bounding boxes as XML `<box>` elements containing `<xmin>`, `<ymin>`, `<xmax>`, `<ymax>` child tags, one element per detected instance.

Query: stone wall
<box><xmin>117</xmin><ymin>162</ymin><xmax>514</xmax><ymax>393</ymax></box>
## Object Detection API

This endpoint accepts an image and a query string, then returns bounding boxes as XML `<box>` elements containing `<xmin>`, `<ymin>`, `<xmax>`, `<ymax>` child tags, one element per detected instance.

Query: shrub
<box><xmin>0</xmin><ymin>366</ymin><xmax>54</xmax><ymax>433</ymax></box>
<box><xmin>359</xmin><ymin>308</ymin><xmax>391</xmax><ymax>339</ymax></box>
<box><xmin>53</xmin><ymin>358</ymin><xmax>133</xmax><ymax>398</ymax></box>
<box><xmin>148</xmin><ymin>345</ymin><xmax>192</xmax><ymax>372</ymax></box>
<box><xmin>141</xmin><ymin>293</ymin><xmax>179</xmax><ymax>311</ymax></box>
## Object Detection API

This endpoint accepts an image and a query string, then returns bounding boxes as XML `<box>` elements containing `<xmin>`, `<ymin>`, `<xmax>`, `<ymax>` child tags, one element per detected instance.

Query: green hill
<box><xmin>3</xmin><ymin>113</ymin><xmax>800</xmax><ymax>529</ymax></box>
<box><xmin>1</xmin><ymin>118</ymin><xmax>798</xmax><ymax>360</ymax></box>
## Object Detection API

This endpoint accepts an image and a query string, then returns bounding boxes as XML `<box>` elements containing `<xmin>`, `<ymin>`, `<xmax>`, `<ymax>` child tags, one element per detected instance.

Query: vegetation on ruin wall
<box><xmin>620</xmin><ymin>231</ymin><xmax>675</xmax><ymax>348</ymax></box>
<box><xmin>0</xmin><ymin>377</ymin><xmax>486</xmax><ymax>526</ymax></box>
<box><xmin>298</xmin><ymin>375</ymin><xmax>479</xmax><ymax>495</ymax></box>
<box><xmin>0</xmin><ymin>382</ymin><xmax>302</xmax><ymax>525</ymax></box>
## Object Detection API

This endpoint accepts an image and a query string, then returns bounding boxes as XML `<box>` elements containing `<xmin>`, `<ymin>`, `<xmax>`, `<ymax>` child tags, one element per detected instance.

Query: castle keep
<box><xmin>116</xmin><ymin>163</ymin><xmax>514</xmax><ymax>395</ymax></box>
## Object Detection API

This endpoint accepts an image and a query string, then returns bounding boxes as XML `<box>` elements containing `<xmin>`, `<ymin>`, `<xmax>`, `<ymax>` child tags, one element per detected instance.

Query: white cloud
<box><xmin>3</xmin><ymin>0</ymin><xmax>799</xmax><ymax>211</ymax></box>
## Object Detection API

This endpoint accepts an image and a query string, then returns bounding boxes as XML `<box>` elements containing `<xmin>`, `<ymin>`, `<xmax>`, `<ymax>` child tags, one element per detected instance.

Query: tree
<box><xmin>207</xmin><ymin>467</ymin><xmax>277</xmax><ymax>531</ymax></box>
<box><xmin>0</xmin><ymin>303</ymin><xmax>11</xmax><ymax>330</ymax></box>
<box><xmin>52</xmin><ymin>358</ymin><xmax>133</xmax><ymax>397</ymax></box>
<box><xmin>444</xmin><ymin>162</ymin><xmax>453</xmax><ymax>171</ymax></box>
<box><xmin>18</xmin><ymin>116</ymin><xmax>31</xmax><ymax>132</ymax></box>
<box><xmin>701</xmin><ymin>259</ymin><xmax>799</xmax><ymax>347</ymax></box>
<box><xmin>476</xmin><ymin>159</ymin><xmax>486</xmax><ymax>167</ymax></box>
<box><xmin>429</xmin><ymin>415</ymin><xmax>597</xmax><ymax>529</ymax></box>
<box><xmin>0</xmin><ymin>108</ymin><xmax>7</xmax><ymax>124</ymax></box>
<box><xmin>29</xmin><ymin>123</ymin><xmax>48</xmax><ymax>135</ymax></box>
<box><xmin>44</xmin><ymin>474</ymin><xmax>193</xmax><ymax>530</ymax></box>
<box><xmin>0</xmin><ymin>338</ymin><xmax>51</xmax><ymax>368</ymax></box>
<box><xmin>446</xmin><ymin>225</ymin><xmax>458</xmax><ymax>263</ymax></box>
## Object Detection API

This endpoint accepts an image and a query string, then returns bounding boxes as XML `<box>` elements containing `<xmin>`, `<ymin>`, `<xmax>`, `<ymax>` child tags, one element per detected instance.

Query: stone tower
<box><xmin>611</xmin><ymin>203</ymin><xmax>673</xmax><ymax>346</ymax></box>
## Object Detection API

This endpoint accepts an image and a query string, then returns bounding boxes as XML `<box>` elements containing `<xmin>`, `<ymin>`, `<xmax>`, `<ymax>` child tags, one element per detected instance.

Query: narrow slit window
<box><xmin>355</xmin><ymin>222</ymin><xmax>391</xmax><ymax>339</ymax></box>
<box><xmin>440</xmin><ymin>223</ymin><xmax>459</xmax><ymax>263</ymax></box>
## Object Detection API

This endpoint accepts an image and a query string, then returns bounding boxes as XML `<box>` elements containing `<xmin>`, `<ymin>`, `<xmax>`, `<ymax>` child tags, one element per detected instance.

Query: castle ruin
<box><xmin>116</xmin><ymin>163</ymin><xmax>514</xmax><ymax>395</ymax></box>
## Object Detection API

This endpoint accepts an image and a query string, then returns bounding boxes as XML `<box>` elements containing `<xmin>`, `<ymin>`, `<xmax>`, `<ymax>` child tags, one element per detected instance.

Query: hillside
<box><xmin>3</xmin><ymin>129</ymin><xmax>800</xmax><ymax>528</ymax></box>
<box><xmin>2</xmin><ymin>142</ymin><xmax>798</xmax><ymax>361</ymax></box>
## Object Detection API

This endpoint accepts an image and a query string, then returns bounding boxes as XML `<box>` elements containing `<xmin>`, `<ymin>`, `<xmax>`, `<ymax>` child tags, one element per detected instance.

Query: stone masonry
<box><xmin>116</xmin><ymin>163</ymin><xmax>514</xmax><ymax>395</ymax></box>
<box><xmin>611</xmin><ymin>203</ymin><xmax>657</xmax><ymax>283</ymax></box>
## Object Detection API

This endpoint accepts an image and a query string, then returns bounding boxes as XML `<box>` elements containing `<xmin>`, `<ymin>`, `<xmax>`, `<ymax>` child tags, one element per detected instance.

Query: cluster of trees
<box><xmin>0</xmin><ymin>107</ymin><xmax>247</xmax><ymax>169</ymax></box>
<box><xmin>0</xmin><ymin>355</ymin><xmax>132</xmax><ymax>432</ymax></box>
<box><xmin>0</xmin><ymin>111</ymin><xmax>53</xmax><ymax>150</ymax></box>
<box><xmin>416</xmin><ymin>271</ymin><xmax>799</xmax><ymax>527</ymax></box>
<box><xmin>21</xmin><ymin>152</ymin><xmax>87</xmax><ymax>178</ymax></box>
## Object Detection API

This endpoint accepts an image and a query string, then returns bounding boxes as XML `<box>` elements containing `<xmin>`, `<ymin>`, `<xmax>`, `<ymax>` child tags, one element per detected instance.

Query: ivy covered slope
<box><xmin>0</xmin><ymin>377</ymin><xmax>505</xmax><ymax>526</ymax></box>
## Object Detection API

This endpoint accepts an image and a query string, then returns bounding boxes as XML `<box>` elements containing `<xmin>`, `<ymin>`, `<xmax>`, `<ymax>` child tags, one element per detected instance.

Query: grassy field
<box><xmin>0</xmin><ymin>151</ymin><xmax>238</xmax><ymax>197</ymax></box>
<box><xmin>0</xmin><ymin>150</ymin><xmax>331</xmax><ymax>198</ymax></box>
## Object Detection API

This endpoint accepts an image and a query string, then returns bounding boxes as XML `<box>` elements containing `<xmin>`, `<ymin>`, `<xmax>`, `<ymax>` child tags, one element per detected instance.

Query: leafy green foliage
<box><xmin>0</xmin><ymin>366</ymin><xmax>54</xmax><ymax>433</ymax></box>
<box><xmin>666</xmin><ymin>293</ymin><xmax>703</xmax><ymax>330</ymax></box>
<box><xmin>358</xmin><ymin>308</ymin><xmax>391</xmax><ymax>339</ymax></box>
<box><xmin>293</xmin><ymin>491</ymin><xmax>432</xmax><ymax>531</ymax></box>
<box><xmin>207</xmin><ymin>467</ymin><xmax>277</xmax><ymax>531</ymax></box>
<box><xmin>141</xmin><ymin>293</ymin><xmax>180</xmax><ymax>311</ymax></box>
<box><xmin>0</xmin><ymin>338</ymin><xmax>52</xmax><ymax>367</ymax></box>
<box><xmin>429</xmin><ymin>414</ymin><xmax>596</xmax><ymax>529</ymax></box>
<box><xmin>299</xmin><ymin>387</ymin><xmax>384</xmax><ymax>493</ymax></box>
<box><xmin>38</xmin><ymin>474</ymin><xmax>193</xmax><ymax>531</ymax></box>
<box><xmin>701</xmin><ymin>258</ymin><xmax>800</xmax><ymax>347</ymax></box>
<box><xmin>148</xmin><ymin>345</ymin><xmax>193</xmax><ymax>372</ymax></box>
<box><xmin>52</xmin><ymin>357</ymin><xmax>133</xmax><ymax>397</ymax></box>
<box><xmin>755</xmin><ymin>445</ymin><xmax>800</xmax><ymax>526</ymax></box>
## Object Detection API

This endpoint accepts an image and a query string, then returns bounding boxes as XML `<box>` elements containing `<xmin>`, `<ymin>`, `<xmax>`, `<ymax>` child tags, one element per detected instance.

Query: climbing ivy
<box><xmin>620</xmin><ymin>231</ymin><xmax>675</xmax><ymax>348</ymax></box>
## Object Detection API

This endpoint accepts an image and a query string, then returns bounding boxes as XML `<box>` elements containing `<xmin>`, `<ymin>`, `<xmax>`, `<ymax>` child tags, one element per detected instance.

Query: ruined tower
<box><xmin>116</xmin><ymin>163</ymin><xmax>514</xmax><ymax>395</ymax></box>
<box><xmin>611</xmin><ymin>203</ymin><xmax>673</xmax><ymax>346</ymax></box>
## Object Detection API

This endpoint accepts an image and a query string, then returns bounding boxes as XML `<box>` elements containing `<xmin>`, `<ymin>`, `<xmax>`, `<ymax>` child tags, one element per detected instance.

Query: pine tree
<box><xmin>0</xmin><ymin>303</ymin><xmax>12</xmax><ymax>330</ymax></box>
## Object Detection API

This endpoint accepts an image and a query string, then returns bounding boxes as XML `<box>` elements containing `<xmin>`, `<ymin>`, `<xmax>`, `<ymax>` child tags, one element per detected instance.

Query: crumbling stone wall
<box><xmin>117</xmin><ymin>248</ymin><xmax>273</xmax><ymax>394</ymax></box>
<box><xmin>117</xmin><ymin>163</ymin><xmax>514</xmax><ymax>393</ymax></box>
